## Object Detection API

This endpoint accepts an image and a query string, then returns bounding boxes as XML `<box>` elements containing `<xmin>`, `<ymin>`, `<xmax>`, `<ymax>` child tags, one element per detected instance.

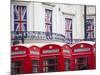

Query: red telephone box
<box><xmin>11</xmin><ymin>45</ymin><xmax>30</xmax><ymax>74</ymax></box>
<box><xmin>41</xmin><ymin>44</ymin><xmax>64</xmax><ymax>72</ymax></box>
<box><xmin>28</xmin><ymin>45</ymin><xmax>41</xmax><ymax>73</ymax></box>
<box><xmin>11</xmin><ymin>44</ymin><xmax>41</xmax><ymax>74</ymax></box>
<box><xmin>62</xmin><ymin>44</ymin><xmax>73</xmax><ymax>71</ymax></box>
<box><xmin>71</xmin><ymin>42</ymin><xmax>94</xmax><ymax>70</ymax></box>
<box><xmin>76</xmin><ymin>41</ymin><xmax>96</xmax><ymax>69</ymax></box>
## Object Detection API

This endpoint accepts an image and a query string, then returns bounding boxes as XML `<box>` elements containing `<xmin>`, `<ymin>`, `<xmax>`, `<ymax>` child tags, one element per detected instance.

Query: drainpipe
<box><xmin>21</xmin><ymin>32</ymin><xmax>24</xmax><ymax>44</ymax></box>
<box><xmin>84</xmin><ymin>5</ymin><xmax>87</xmax><ymax>40</ymax></box>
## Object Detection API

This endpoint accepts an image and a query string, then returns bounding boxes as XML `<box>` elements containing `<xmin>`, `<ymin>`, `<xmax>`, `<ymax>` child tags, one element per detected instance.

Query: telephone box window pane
<box><xmin>65</xmin><ymin>59</ymin><xmax>70</xmax><ymax>71</ymax></box>
<box><xmin>76</xmin><ymin>58</ymin><xmax>88</xmax><ymax>63</ymax></box>
<box><xmin>11</xmin><ymin>61</ymin><xmax>23</xmax><ymax>74</ymax></box>
<box><xmin>75</xmin><ymin>57</ymin><xmax>88</xmax><ymax>70</ymax></box>
<box><xmin>43</xmin><ymin>58</ymin><xmax>58</xmax><ymax>72</ymax></box>
<box><xmin>33</xmin><ymin>66</ymin><xmax>38</xmax><ymax>73</ymax></box>
<box><xmin>32</xmin><ymin>60</ymin><xmax>39</xmax><ymax>73</ymax></box>
<box><xmin>32</xmin><ymin>60</ymin><xmax>38</xmax><ymax>65</ymax></box>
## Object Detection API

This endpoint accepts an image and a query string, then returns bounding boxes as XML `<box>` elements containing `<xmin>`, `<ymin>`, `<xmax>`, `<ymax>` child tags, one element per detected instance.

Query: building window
<box><xmin>75</xmin><ymin>57</ymin><xmax>88</xmax><ymax>70</ymax></box>
<box><xmin>32</xmin><ymin>60</ymin><xmax>39</xmax><ymax>73</ymax></box>
<box><xmin>13</xmin><ymin>5</ymin><xmax>27</xmax><ymax>32</ymax></box>
<box><xmin>11</xmin><ymin>61</ymin><xmax>23</xmax><ymax>74</ymax></box>
<box><xmin>86</xmin><ymin>19</ymin><xmax>95</xmax><ymax>41</ymax></box>
<box><xmin>64</xmin><ymin>59</ymin><xmax>70</xmax><ymax>71</ymax></box>
<box><xmin>45</xmin><ymin>9</ymin><xmax>52</xmax><ymax>39</ymax></box>
<box><xmin>65</xmin><ymin>18</ymin><xmax>72</xmax><ymax>44</ymax></box>
<box><xmin>43</xmin><ymin>58</ymin><xmax>58</xmax><ymax>72</ymax></box>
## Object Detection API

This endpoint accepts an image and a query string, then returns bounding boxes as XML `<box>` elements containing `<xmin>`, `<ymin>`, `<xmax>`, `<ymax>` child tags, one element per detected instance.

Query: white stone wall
<box><xmin>11</xmin><ymin>1</ymin><xmax>96</xmax><ymax>39</ymax></box>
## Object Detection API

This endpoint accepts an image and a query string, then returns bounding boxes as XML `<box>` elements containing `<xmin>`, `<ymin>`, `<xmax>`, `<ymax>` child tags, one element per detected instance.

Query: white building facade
<box><xmin>11</xmin><ymin>1</ymin><xmax>96</xmax><ymax>44</ymax></box>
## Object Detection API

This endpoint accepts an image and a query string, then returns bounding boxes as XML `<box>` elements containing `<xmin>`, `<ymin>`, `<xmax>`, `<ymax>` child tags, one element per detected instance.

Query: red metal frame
<box><xmin>41</xmin><ymin>44</ymin><xmax>64</xmax><ymax>72</ymax></box>
<box><xmin>11</xmin><ymin>45</ymin><xmax>31</xmax><ymax>74</ymax></box>
<box><xmin>62</xmin><ymin>44</ymin><xmax>73</xmax><ymax>71</ymax></box>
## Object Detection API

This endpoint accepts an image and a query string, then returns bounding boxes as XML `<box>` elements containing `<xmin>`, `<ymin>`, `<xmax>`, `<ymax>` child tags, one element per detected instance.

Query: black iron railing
<box><xmin>11</xmin><ymin>31</ymin><xmax>65</xmax><ymax>43</ymax></box>
<box><xmin>11</xmin><ymin>31</ymin><xmax>96</xmax><ymax>44</ymax></box>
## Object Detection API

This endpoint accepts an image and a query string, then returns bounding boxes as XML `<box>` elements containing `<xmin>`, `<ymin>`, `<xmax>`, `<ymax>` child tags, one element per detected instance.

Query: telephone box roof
<box><xmin>12</xmin><ymin>42</ymin><xmax>66</xmax><ymax>48</ymax></box>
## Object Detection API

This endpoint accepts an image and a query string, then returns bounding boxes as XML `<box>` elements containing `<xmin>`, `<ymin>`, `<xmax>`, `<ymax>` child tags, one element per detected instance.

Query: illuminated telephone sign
<box><xmin>43</xmin><ymin>49</ymin><xmax>59</xmax><ymax>54</ymax></box>
<box><xmin>30</xmin><ymin>51</ymin><xmax>39</xmax><ymax>55</ymax></box>
<box><xmin>11</xmin><ymin>51</ymin><xmax>26</xmax><ymax>55</ymax></box>
<box><xmin>63</xmin><ymin>49</ymin><xmax>70</xmax><ymax>53</ymax></box>
<box><xmin>74</xmin><ymin>48</ymin><xmax>90</xmax><ymax>52</ymax></box>
<box><xmin>29</xmin><ymin>46</ymin><xmax>40</xmax><ymax>55</ymax></box>
<box><xmin>11</xmin><ymin>46</ymin><xmax>27</xmax><ymax>57</ymax></box>
<box><xmin>72</xmin><ymin>44</ymin><xmax>91</xmax><ymax>52</ymax></box>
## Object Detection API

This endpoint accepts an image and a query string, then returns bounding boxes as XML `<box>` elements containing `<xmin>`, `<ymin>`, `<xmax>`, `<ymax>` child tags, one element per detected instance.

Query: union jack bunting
<box><xmin>86</xmin><ymin>32</ymin><xmax>94</xmax><ymax>39</ymax></box>
<box><xmin>86</xmin><ymin>19</ymin><xmax>94</xmax><ymax>31</ymax></box>
<box><xmin>65</xmin><ymin>18</ymin><xmax>72</xmax><ymax>44</ymax></box>
<box><xmin>65</xmin><ymin>18</ymin><xmax>72</xmax><ymax>31</ymax></box>
<box><xmin>45</xmin><ymin>9</ymin><xmax>52</xmax><ymax>24</ymax></box>
<box><xmin>65</xmin><ymin>32</ymin><xmax>72</xmax><ymax>39</ymax></box>
<box><xmin>65</xmin><ymin>18</ymin><xmax>72</xmax><ymax>38</ymax></box>
<box><xmin>45</xmin><ymin>9</ymin><xmax>52</xmax><ymax>39</ymax></box>
<box><xmin>86</xmin><ymin>19</ymin><xmax>94</xmax><ymax>40</ymax></box>
<box><xmin>14</xmin><ymin>5</ymin><xmax>27</xmax><ymax>32</ymax></box>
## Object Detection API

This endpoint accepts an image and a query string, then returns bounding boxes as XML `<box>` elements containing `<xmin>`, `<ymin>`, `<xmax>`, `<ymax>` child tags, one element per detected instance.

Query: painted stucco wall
<box><xmin>11</xmin><ymin>1</ymin><xmax>96</xmax><ymax>40</ymax></box>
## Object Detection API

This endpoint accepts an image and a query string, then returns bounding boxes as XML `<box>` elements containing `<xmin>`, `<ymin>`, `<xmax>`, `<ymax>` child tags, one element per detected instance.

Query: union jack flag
<box><xmin>14</xmin><ymin>5</ymin><xmax>27</xmax><ymax>32</ymax></box>
<box><xmin>65</xmin><ymin>32</ymin><xmax>72</xmax><ymax>39</ymax></box>
<box><xmin>86</xmin><ymin>19</ymin><xmax>94</xmax><ymax>31</ymax></box>
<box><xmin>86</xmin><ymin>32</ymin><xmax>94</xmax><ymax>39</ymax></box>
<box><xmin>86</xmin><ymin>19</ymin><xmax>94</xmax><ymax>40</ymax></box>
<box><xmin>45</xmin><ymin>9</ymin><xmax>52</xmax><ymax>39</ymax></box>
<box><xmin>45</xmin><ymin>9</ymin><xmax>52</xmax><ymax>25</ymax></box>
<box><xmin>65</xmin><ymin>18</ymin><xmax>72</xmax><ymax>38</ymax></box>
<box><xmin>65</xmin><ymin>18</ymin><xmax>72</xmax><ymax>31</ymax></box>
<box><xmin>65</xmin><ymin>18</ymin><xmax>72</xmax><ymax>44</ymax></box>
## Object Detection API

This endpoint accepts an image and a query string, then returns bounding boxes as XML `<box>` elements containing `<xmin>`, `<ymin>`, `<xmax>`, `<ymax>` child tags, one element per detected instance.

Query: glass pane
<box><xmin>48</xmin><ymin>66</ymin><xmax>56</xmax><ymax>72</ymax></box>
<box><xmin>11</xmin><ymin>61</ymin><xmax>22</xmax><ymax>74</ymax></box>
<box><xmin>75</xmin><ymin>57</ymin><xmax>87</xmax><ymax>63</ymax></box>
<box><xmin>32</xmin><ymin>60</ymin><xmax>39</xmax><ymax>73</ymax></box>
<box><xmin>43</xmin><ymin>58</ymin><xmax>58</xmax><ymax>72</ymax></box>
<box><xmin>75</xmin><ymin>57</ymin><xmax>88</xmax><ymax>70</ymax></box>
<box><xmin>32</xmin><ymin>60</ymin><xmax>38</xmax><ymax>65</ymax></box>
<box><xmin>65</xmin><ymin>59</ymin><xmax>70</xmax><ymax>71</ymax></box>
<box><xmin>75</xmin><ymin>64</ymin><xmax>88</xmax><ymax>70</ymax></box>
<box><xmin>65</xmin><ymin>59</ymin><xmax>70</xmax><ymax>63</ymax></box>
<box><xmin>65</xmin><ymin>65</ymin><xmax>70</xmax><ymax>71</ymax></box>
<box><xmin>48</xmin><ymin>59</ymin><xmax>56</xmax><ymax>64</ymax></box>
<box><xmin>32</xmin><ymin>66</ymin><xmax>38</xmax><ymax>73</ymax></box>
